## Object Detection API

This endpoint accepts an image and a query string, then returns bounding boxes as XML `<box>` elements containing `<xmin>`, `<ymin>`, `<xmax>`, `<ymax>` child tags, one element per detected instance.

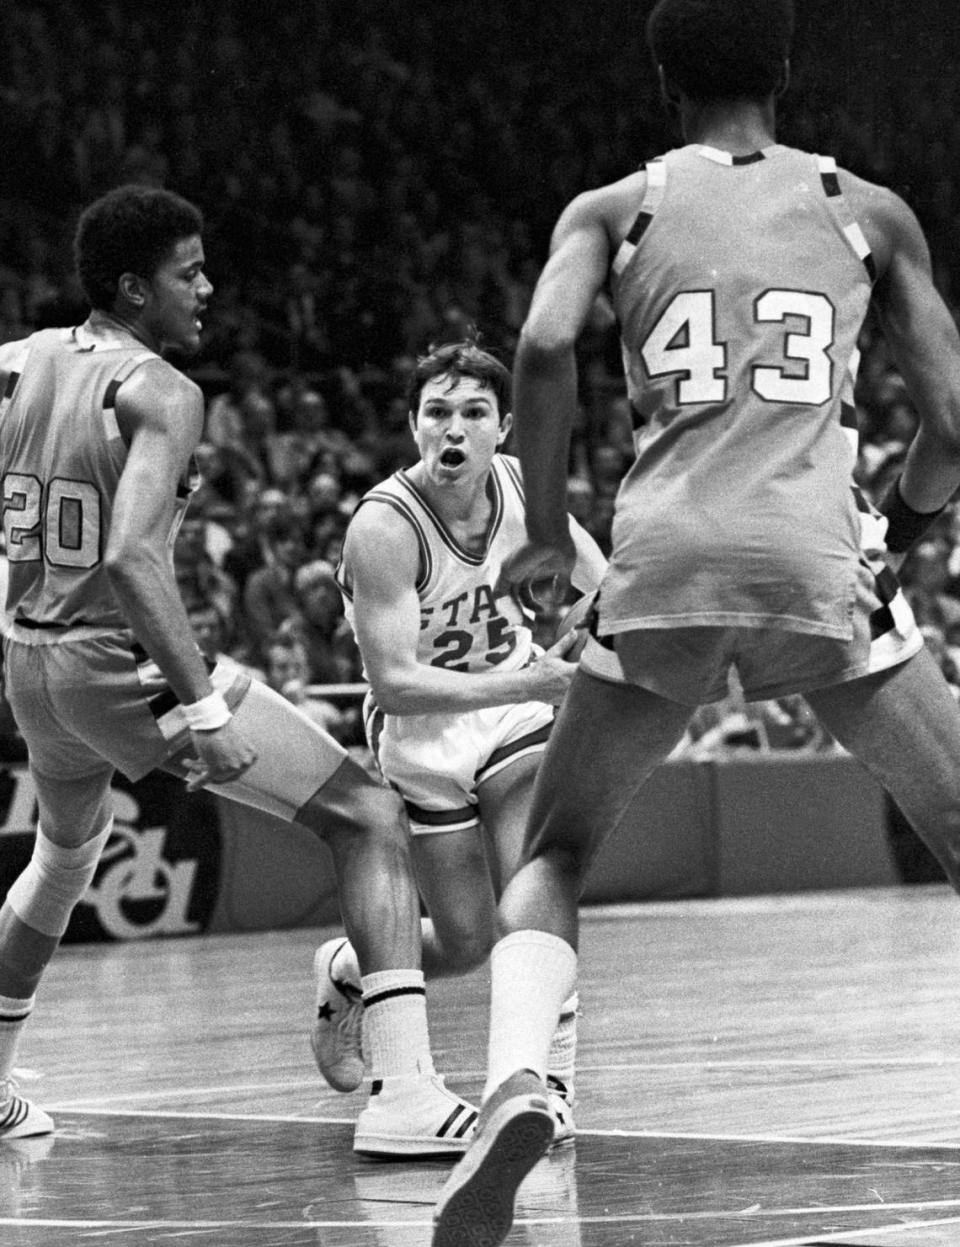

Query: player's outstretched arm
<box><xmin>108</xmin><ymin>362</ymin><xmax>257</xmax><ymax>785</ymax></box>
<box><xmin>513</xmin><ymin>194</ymin><xmax>611</xmax><ymax>540</ymax></box>
<box><xmin>345</xmin><ymin>504</ymin><xmax>576</xmax><ymax>714</ymax></box>
<box><xmin>505</xmin><ymin>188</ymin><xmax>619</xmax><ymax>596</ymax></box>
<box><xmin>860</xmin><ymin>180</ymin><xmax>960</xmax><ymax>513</ymax></box>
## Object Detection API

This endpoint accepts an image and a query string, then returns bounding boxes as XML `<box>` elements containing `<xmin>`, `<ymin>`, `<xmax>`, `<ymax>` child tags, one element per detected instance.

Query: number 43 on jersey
<box><xmin>641</xmin><ymin>288</ymin><xmax>835</xmax><ymax>406</ymax></box>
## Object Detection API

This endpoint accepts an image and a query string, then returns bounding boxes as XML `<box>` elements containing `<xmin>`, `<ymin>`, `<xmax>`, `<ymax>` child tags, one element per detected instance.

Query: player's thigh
<box><xmin>4</xmin><ymin>648</ymin><xmax>117</xmax><ymax>845</ymax></box>
<box><xmin>476</xmin><ymin>751</ymin><xmax>540</xmax><ymax>891</ymax></box>
<box><xmin>190</xmin><ymin>678</ymin><xmax>351</xmax><ymax>824</ymax></box>
<box><xmin>412</xmin><ymin>826</ymin><xmax>498</xmax><ymax>952</ymax></box>
<box><xmin>526</xmin><ymin>668</ymin><xmax>693</xmax><ymax>869</ymax></box>
<box><xmin>30</xmin><ymin>762</ymin><xmax>115</xmax><ymax>848</ymax></box>
<box><xmin>805</xmin><ymin>648</ymin><xmax>960</xmax><ymax>824</ymax></box>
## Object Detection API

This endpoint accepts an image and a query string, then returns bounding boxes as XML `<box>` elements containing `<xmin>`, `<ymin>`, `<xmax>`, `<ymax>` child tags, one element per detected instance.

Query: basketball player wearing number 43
<box><xmin>433</xmin><ymin>0</ymin><xmax>960</xmax><ymax>1244</ymax></box>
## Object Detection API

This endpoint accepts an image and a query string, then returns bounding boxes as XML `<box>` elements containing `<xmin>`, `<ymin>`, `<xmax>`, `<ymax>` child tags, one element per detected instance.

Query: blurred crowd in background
<box><xmin>3</xmin><ymin>0</ymin><xmax>960</xmax><ymax>758</ymax></box>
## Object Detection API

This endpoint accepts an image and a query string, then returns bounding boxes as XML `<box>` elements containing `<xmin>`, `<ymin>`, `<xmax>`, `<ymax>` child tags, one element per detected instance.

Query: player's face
<box><xmin>411</xmin><ymin>375</ymin><xmax>511</xmax><ymax>485</ymax></box>
<box><xmin>141</xmin><ymin>234</ymin><xmax>212</xmax><ymax>356</ymax></box>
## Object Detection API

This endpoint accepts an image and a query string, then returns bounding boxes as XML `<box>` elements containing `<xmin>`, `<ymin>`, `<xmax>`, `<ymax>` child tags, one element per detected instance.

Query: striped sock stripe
<box><xmin>362</xmin><ymin>984</ymin><xmax>426</xmax><ymax>1009</ymax></box>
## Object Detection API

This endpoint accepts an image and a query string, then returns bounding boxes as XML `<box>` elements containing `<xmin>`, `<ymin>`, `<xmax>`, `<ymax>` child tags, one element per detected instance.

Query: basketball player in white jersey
<box><xmin>0</xmin><ymin>184</ymin><xmax>474</xmax><ymax>1157</ymax></box>
<box><xmin>310</xmin><ymin>339</ymin><xmax>605</xmax><ymax>1145</ymax></box>
<box><xmin>434</xmin><ymin>1</ymin><xmax>960</xmax><ymax>1242</ymax></box>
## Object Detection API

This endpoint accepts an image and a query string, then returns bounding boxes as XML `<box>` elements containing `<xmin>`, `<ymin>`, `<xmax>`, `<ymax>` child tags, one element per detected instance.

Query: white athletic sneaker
<box><xmin>310</xmin><ymin>938</ymin><xmax>365</xmax><ymax>1092</ymax></box>
<box><xmin>0</xmin><ymin>1076</ymin><xmax>54</xmax><ymax>1141</ymax></box>
<box><xmin>354</xmin><ymin>1074</ymin><xmax>479</xmax><ymax>1158</ymax></box>
<box><xmin>432</xmin><ymin>1068</ymin><xmax>554</xmax><ymax>1247</ymax></box>
<box><xmin>546</xmin><ymin>1074</ymin><xmax>575</xmax><ymax>1147</ymax></box>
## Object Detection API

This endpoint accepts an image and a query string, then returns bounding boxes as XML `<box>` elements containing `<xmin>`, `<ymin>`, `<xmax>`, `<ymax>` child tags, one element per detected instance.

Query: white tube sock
<box><xmin>484</xmin><ymin>930</ymin><xmax>578</xmax><ymax>1100</ymax></box>
<box><xmin>0</xmin><ymin>993</ymin><xmax>34</xmax><ymax>1082</ymax></box>
<box><xmin>361</xmin><ymin>970</ymin><xmax>435</xmax><ymax>1080</ymax></box>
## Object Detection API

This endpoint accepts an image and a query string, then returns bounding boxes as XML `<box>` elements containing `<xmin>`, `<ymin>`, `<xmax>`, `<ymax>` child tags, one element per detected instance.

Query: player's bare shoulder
<box><xmin>110</xmin><ymin>356</ymin><xmax>204</xmax><ymax>453</ymax></box>
<box><xmin>836</xmin><ymin>167</ymin><xmax>927</xmax><ymax>279</ymax></box>
<box><xmin>114</xmin><ymin>356</ymin><xmax>204</xmax><ymax>434</ymax></box>
<box><xmin>342</xmin><ymin>491</ymin><xmax>422</xmax><ymax>587</ymax></box>
<box><xmin>558</xmin><ymin>167</ymin><xmax>650</xmax><ymax>251</ymax></box>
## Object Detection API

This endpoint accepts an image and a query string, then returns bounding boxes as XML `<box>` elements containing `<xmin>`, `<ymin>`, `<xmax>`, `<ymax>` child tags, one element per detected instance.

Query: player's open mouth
<box><xmin>439</xmin><ymin>448</ymin><xmax>466</xmax><ymax>467</ymax></box>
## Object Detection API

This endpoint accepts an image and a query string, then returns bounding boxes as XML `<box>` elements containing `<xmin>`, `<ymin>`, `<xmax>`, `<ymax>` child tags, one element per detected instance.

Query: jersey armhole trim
<box><xmin>612</xmin><ymin>157</ymin><xmax>667</xmax><ymax>280</ymax></box>
<box><xmin>817</xmin><ymin>154</ymin><xmax>877</xmax><ymax>282</ymax></box>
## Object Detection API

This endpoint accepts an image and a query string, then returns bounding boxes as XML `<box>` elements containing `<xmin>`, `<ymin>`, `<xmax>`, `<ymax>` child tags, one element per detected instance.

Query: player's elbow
<box><xmin>103</xmin><ymin>543</ymin><xmax>133</xmax><ymax>587</ymax></box>
<box><xmin>938</xmin><ymin>410</ymin><xmax>960</xmax><ymax>460</ymax></box>
<box><xmin>517</xmin><ymin>322</ymin><xmax>577</xmax><ymax>369</ymax></box>
<box><xmin>918</xmin><ymin>403</ymin><xmax>960</xmax><ymax>467</ymax></box>
<box><xmin>103</xmin><ymin>541</ymin><xmax>157</xmax><ymax>594</ymax></box>
<box><xmin>367</xmin><ymin>670</ymin><xmax>418</xmax><ymax>716</ymax></box>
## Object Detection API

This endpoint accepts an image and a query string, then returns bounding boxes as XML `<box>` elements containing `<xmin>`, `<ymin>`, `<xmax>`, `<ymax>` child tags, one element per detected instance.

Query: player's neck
<box><xmin>680</xmin><ymin>98</ymin><xmax>777</xmax><ymax>155</ymax></box>
<box><xmin>409</xmin><ymin>463</ymin><xmax>493</xmax><ymax>528</ymax></box>
<box><xmin>88</xmin><ymin>308</ymin><xmax>157</xmax><ymax>352</ymax></box>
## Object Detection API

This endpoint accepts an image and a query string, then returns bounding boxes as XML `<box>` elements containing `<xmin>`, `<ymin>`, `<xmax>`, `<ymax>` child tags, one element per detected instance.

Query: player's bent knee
<box><xmin>913</xmin><ymin>806</ymin><xmax>960</xmax><ymax>884</ymax></box>
<box><xmin>537</xmin><ymin>841</ymin><xmax>588</xmax><ymax>880</ymax></box>
<box><xmin>296</xmin><ymin>756</ymin><xmax>407</xmax><ymax>844</ymax></box>
<box><xmin>438</xmin><ymin>931</ymin><xmax>493</xmax><ymax>973</ymax></box>
<box><xmin>6</xmin><ymin>820</ymin><xmax>113</xmax><ymax>938</ymax></box>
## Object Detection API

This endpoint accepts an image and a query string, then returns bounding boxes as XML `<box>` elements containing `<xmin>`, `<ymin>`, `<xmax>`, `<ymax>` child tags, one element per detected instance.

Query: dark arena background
<box><xmin>2</xmin><ymin>2</ymin><xmax>960</xmax><ymax>1244</ymax></box>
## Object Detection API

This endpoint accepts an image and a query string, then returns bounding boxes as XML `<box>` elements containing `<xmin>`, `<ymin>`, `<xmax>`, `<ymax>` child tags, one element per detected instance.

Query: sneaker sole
<box><xmin>549</xmin><ymin>1125</ymin><xmax>576</xmax><ymax>1150</ymax></box>
<box><xmin>432</xmin><ymin>1094</ymin><xmax>553</xmax><ymax>1247</ymax></box>
<box><xmin>354</xmin><ymin>1133</ymin><xmax>472</xmax><ymax>1159</ymax></box>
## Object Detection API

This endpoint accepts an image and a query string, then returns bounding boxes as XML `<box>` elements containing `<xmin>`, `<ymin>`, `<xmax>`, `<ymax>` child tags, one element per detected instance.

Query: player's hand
<box><xmin>554</xmin><ymin>590</ymin><xmax>597</xmax><ymax>662</ymax></box>
<box><xmin>527</xmin><ymin>629</ymin><xmax>583</xmax><ymax>704</ymax></box>
<box><xmin>498</xmin><ymin>536</ymin><xmax>577</xmax><ymax>600</ymax></box>
<box><xmin>183</xmin><ymin>719</ymin><xmax>259</xmax><ymax>791</ymax></box>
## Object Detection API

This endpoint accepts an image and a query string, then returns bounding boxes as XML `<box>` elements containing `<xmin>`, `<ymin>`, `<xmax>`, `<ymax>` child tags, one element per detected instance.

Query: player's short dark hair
<box><xmin>74</xmin><ymin>184</ymin><xmax>204</xmax><ymax>311</ymax></box>
<box><xmin>407</xmin><ymin>337</ymin><xmax>512</xmax><ymax>420</ymax></box>
<box><xmin>646</xmin><ymin>0</ymin><xmax>794</xmax><ymax>104</ymax></box>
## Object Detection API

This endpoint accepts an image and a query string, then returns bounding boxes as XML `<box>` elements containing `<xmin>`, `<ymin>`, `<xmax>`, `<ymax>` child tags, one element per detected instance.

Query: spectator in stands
<box><xmin>204</xmin><ymin>350</ymin><xmax>274</xmax><ymax>453</ymax></box>
<box><xmin>241</xmin><ymin>512</ymin><xmax>308</xmax><ymax>666</ymax></box>
<box><xmin>284</xmin><ymin>559</ymin><xmax>360</xmax><ymax>686</ymax></box>
<box><xmin>173</xmin><ymin>516</ymin><xmax>238</xmax><ymax>627</ymax></box>
<box><xmin>2</xmin><ymin>0</ymin><xmax>960</xmax><ymax>777</ymax></box>
<box><xmin>221</xmin><ymin>485</ymin><xmax>291</xmax><ymax>595</ymax></box>
<box><xmin>900</xmin><ymin>531</ymin><xmax>960</xmax><ymax>631</ymax></box>
<box><xmin>185</xmin><ymin>596</ymin><xmax>263</xmax><ymax>678</ymax></box>
<box><xmin>264</xmin><ymin>632</ymin><xmax>348</xmax><ymax>740</ymax></box>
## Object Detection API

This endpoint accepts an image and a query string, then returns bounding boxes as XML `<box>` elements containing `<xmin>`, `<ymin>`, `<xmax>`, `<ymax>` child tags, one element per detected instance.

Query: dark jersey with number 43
<box><xmin>603</xmin><ymin>143</ymin><xmax>875</xmax><ymax>643</ymax></box>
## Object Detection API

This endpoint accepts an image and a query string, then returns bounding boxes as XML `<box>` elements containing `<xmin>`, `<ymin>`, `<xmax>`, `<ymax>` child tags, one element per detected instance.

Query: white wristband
<box><xmin>182</xmin><ymin>691</ymin><xmax>232</xmax><ymax>731</ymax></box>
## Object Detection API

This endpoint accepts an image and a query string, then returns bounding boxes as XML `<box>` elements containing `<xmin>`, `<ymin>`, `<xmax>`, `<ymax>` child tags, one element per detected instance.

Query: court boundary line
<box><xmin>47</xmin><ymin>1049</ymin><xmax>960</xmax><ymax>1102</ymax></box>
<box><xmin>730</xmin><ymin>1211</ymin><xmax>960</xmax><ymax>1246</ymax></box>
<box><xmin>580</xmin><ymin>885</ymin><xmax>953</xmax><ymax>922</ymax></box>
<box><xmin>41</xmin><ymin>1104</ymin><xmax>960</xmax><ymax>1150</ymax></box>
<box><xmin>2</xmin><ymin>1204</ymin><xmax>960</xmax><ymax>1236</ymax></box>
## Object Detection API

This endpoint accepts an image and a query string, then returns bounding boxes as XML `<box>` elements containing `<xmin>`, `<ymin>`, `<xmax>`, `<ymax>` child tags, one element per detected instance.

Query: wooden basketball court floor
<box><xmin>1</xmin><ymin>883</ymin><xmax>959</xmax><ymax>1246</ymax></box>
